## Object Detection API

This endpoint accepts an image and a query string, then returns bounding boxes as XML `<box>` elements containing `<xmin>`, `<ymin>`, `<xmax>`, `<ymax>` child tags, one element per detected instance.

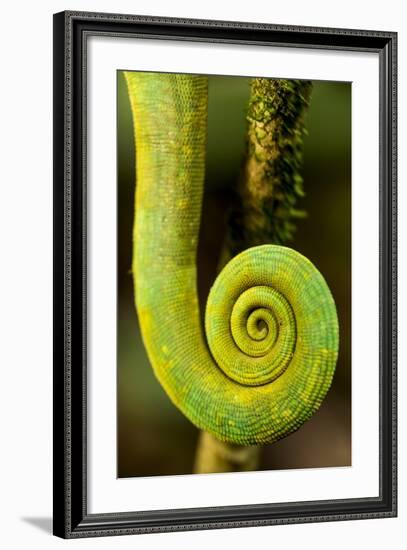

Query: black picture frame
<box><xmin>53</xmin><ymin>10</ymin><xmax>397</xmax><ymax>538</ymax></box>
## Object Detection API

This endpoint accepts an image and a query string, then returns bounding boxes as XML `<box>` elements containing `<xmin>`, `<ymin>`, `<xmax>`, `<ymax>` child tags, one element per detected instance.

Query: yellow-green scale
<box><xmin>125</xmin><ymin>71</ymin><xmax>339</xmax><ymax>445</ymax></box>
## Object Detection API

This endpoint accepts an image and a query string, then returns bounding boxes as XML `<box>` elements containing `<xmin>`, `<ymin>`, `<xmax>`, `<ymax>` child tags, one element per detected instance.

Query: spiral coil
<box><xmin>206</xmin><ymin>245</ymin><xmax>337</xmax><ymax>389</ymax></box>
<box><xmin>126</xmin><ymin>71</ymin><xmax>340</xmax><ymax>444</ymax></box>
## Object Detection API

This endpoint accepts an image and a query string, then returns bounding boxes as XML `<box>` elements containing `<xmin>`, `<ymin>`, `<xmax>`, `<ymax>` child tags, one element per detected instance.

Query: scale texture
<box><xmin>125</xmin><ymin>71</ymin><xmax>339</xmax><ymax>445</ymax></box>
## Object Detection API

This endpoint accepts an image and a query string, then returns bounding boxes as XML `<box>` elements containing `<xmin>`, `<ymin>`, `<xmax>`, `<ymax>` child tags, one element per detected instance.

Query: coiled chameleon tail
<box><xmin>125</xmin><ymin>71</ymin><xmax>339</xmax><ymax>445</ymax></box>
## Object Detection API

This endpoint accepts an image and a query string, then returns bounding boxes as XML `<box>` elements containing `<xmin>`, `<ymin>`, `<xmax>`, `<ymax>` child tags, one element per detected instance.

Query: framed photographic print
<box><xmin>53</xmin><ymin>10</ymin><xmax>397</xmax><ymax>538</ymax></box>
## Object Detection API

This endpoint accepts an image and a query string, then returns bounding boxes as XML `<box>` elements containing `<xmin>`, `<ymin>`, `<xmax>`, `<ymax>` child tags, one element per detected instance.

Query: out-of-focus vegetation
<box><xmin>117</xmin><ymin>72</ymin><xmax>351</xmax><ymax>477</ymax></box>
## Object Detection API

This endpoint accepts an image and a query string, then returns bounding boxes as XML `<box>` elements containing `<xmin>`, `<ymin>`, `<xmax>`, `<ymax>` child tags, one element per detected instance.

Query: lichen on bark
<box><xmin>227</xmin><ymin>78</ymin><xmax>312</xmax><ymax>254</ymax></box>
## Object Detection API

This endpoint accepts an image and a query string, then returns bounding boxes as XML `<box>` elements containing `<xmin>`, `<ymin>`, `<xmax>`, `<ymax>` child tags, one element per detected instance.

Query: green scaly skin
<box><xmin>125</xmin><ymin>71</ymin><xmax>339</xmax><ymax>445</ymax></box>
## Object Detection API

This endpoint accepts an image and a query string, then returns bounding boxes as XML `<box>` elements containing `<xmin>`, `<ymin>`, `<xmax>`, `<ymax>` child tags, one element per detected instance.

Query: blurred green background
<box><xmin>117</xmin><ymin>72</ymin><xmax>351</xmax><ymax>478</ymax></box>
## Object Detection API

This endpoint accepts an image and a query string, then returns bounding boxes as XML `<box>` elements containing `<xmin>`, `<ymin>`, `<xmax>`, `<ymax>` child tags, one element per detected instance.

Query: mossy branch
<box><xmin>227</xmin><ymin>78</ymin><xmax>312</xmax><ymax>254</ymax></box>
<box><xmin>194</xmin><ymin>78</ymin><xmax>312</xmax><ymax>474</ymax></box>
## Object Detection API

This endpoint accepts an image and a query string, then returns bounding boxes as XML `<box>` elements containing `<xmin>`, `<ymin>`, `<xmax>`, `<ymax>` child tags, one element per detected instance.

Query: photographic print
<box><xmin>53</xmin><ymin>12</ymin><xmax>396</xmax><ymax>537</ymax></box>
<box><xmin>117</xmin><ymin>71</ymin><xmax>351</xmax><ymax>478</ymax></box>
